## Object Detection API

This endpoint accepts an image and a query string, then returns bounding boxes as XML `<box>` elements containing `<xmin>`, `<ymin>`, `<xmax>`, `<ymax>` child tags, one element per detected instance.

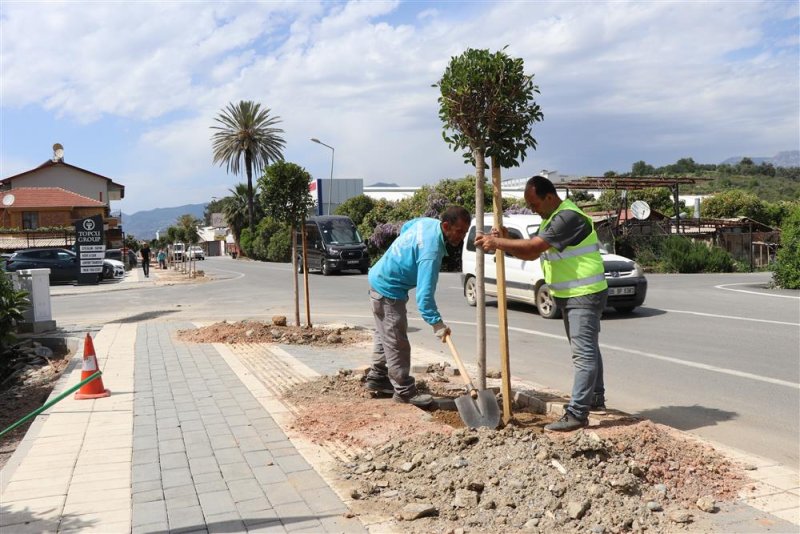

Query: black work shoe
<box><xmin>545</xmin><ymin>412</ymin><xmax>588</xmax><ymax>432</ymax></box>
<box><xmin>590</xmin><ymin>394</ymin><xmax>607</xmax><ymax>415</ymax></box>
<box><xmin>365</xmin><ymin>377</ymin><xmax>394</xmax><ymax>395</ymax></box>
<box><xmin>393</xmin><ymin>393</ymin><xmax>434</xmax><ymax>408</ymax></box>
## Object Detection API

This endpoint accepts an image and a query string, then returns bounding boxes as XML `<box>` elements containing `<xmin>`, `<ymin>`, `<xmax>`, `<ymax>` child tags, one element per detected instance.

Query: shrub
<box><xmin>0</xmin><ymin>273</ymin><xmax>29</xmax><ymax>372</ymax></box>
<box><xmin>773</xmin><ymin>206</ymin><xmax>800</xmax><ymax>289</ymax></box>
<box><xmin>661</xmin><ymin>236</ymin><xmax>734</xmax><ymax>273</ymax></box>
<box><xmin>334</xmin><ymin>195</ymin><xmax>375</xmax><ymax>226</ymax></box>
<box><xmin>250</xmin><ymin>217</ymin><xmax>291</xmax><ymax>262</ymax></box>
<box><xmin>239</xmin><ymin>228</ymin><xmax>254</xmax><ymax>258</ymax></box>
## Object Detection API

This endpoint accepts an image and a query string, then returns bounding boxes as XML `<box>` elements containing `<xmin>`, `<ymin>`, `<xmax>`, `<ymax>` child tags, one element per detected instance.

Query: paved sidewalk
<box><xmin>1</xmin><ymin>322</ymin><xmax>365</xmax><ymax>533</ymax></box>
<box><xmin>1</xmin><ymin>320</ymin><xmax>797</xmax><ymax>533</ymax></box>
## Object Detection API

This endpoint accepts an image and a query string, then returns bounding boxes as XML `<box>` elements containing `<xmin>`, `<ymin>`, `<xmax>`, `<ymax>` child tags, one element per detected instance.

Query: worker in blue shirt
<box><xmin>365</xmin><ymin>206</ymin><xmax>471</xmax><ymax>407</ymax></box>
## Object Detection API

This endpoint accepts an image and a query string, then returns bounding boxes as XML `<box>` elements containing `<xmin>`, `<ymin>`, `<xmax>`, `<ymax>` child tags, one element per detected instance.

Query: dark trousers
<box><xmin>142</xmin><ymin>260</ymin><xmax>150</xmax><ymax>277</ymax></box>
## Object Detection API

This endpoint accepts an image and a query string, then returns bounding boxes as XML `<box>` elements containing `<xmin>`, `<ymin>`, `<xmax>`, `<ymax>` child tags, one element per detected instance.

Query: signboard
<box><xmin>211</xmin><ymin>213</ymin><xmax>225</xmax><ymax>228</ymax></box>
<box><xmin>74</xmin><ymin>215</ymin><xmax>105</xmax><ymax>284</ymax></box>
<box><xmin>310</xmin><ymin>179</ymin><xmax>324</xmax><ymax>215</ymax></box>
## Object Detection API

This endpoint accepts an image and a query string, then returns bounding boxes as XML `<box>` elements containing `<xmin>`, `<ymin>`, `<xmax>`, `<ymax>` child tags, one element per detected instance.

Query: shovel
<box><xmin>445</xmin><ymin>334</ymin><xmax>501</xmax><ymax>429</ymax></box>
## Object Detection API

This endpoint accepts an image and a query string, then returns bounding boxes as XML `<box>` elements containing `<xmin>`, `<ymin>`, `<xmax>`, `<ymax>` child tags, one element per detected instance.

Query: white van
<box><xmin>461</xmin><ymin>214</ymin><xmax>647</xmax><ymax>318</ymax></box>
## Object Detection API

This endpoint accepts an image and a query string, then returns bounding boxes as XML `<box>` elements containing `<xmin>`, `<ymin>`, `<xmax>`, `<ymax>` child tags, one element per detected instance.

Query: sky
<box><xmin>1</xmin><ymin>0</ymin><xmax>798</xmax><ymax>215</ymax></box>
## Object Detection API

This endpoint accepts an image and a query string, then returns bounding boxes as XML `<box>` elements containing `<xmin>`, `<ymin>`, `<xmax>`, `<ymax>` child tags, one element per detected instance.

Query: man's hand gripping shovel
<box><xmin>444</xmin><ymin>334</ymin><xmax>501</xmax><ymax>429</ymax></box>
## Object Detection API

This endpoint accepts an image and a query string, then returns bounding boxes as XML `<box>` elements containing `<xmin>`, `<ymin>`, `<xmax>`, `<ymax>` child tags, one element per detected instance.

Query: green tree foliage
<box><xmin>123</xmin><ymin>234</ymin><xmax>140</xmax><ymax>252</ymax></box>
<box><xmin>248</xmin><ymin>217</ymin><xmax>291</xmax><ymax>262</ymax></box>
<box><xmin>700</xmin><ymin>190</ymin><xmax>769</xmax><ymax>222</ymax></box>
<box><xmin>222</xmin><ymin>183</ymin><xmax>254</xmax><ymax>249</ymax></box>
<box><xmin>334</xmin><ymin>195</ymin><xmax>375</xmax><ymax>226</ymax></box>
<box><xmin>661</xmin><ymin>236</ymin><xmax>734</xmax><ymax>273</ymax></box>
<box><xmin>772</xmin><ymin>205</ymin><xmax>800</xmax><ymax>289</ymax></box>
<box><xmin>258</xmin><ymin>162</ymin><xmax>315</xmax><ymax>226</ymax></box>
<box><xmin>569</xmin><ymin>190</ymin><xmax>596</xmax><ymax>205</ymax></box>
<box><xmin>631</xmin><ymin>160</ymin><xmax>656</xmax><ymax>175</ymax></box>
<box><xmin>0</xmin><ymin>274</ymin><xmax>28</xmax><ymax>357</ymax></box>
<box><xmin>211</xmin><ymin>100</ymin><xmax>285</xmax><ymax>234</ymax></box>
<box><xmin>436</xmin><ymin>47</ymin><xmax>543</xmax><ymax>168</ymax></box>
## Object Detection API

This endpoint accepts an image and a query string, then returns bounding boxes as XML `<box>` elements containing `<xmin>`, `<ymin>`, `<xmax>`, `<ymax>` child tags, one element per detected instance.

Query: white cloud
<box><xmin>2</xmin><ymin>1</ymin><xmax>797</xmax><ymax>212</ymax></box>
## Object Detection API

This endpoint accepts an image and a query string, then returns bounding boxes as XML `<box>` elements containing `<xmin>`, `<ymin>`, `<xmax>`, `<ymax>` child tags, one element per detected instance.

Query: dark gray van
<box><xmin>297</xmin><ymin>215</ymin><xmax>370</xmax><ymax>275</ymax></box>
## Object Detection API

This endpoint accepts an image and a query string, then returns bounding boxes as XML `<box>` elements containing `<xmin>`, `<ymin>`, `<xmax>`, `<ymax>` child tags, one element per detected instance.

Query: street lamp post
<box><xmin>310</xmin><ymin>138</ymin><xmax>334</xmax><ymax>215</ymax></box>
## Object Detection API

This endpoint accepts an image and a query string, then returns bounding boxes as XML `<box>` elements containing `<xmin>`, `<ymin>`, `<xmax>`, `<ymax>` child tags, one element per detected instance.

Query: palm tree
<box><xmin>211</xmin><ymin>100</ymin><xmax>285</xmax><ymax>234</ymax></box>
<box><xmin>222</xmin><ymin>183</ymin><xmax>251</xmax><ymax>247</ymax></box>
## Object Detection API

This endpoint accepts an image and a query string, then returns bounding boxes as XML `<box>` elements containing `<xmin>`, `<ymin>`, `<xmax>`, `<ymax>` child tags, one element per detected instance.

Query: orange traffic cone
<box><xmin>74</xmin><ymin>333</ymin><xmax>110</xmax><ymax>400</ymax></box>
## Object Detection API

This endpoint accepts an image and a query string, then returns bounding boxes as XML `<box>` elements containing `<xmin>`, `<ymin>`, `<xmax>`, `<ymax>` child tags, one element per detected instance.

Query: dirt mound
<box><xmin>0</xmin><ymin>341</ymin><xmax>71</xmax><ymax>470</ymax></box>
<box><xmin>177</xmin><ymin>320</ymin><xmax>371</xmax><ymax>346</ymax></box>
<box><xmin>284</xmin><ymin>372</ymin><xmax>746</xmax><ymax>533</ymax></box>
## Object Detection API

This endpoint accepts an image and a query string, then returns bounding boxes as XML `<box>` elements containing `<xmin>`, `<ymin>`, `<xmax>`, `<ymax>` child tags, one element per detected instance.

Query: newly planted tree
<box><xmin>211</xmin><ymin>101</ymin><xmax>285</xmax><ymax>236</ymax></box>
<box><xmin>258</xmin><ymin>162</ymin><xmax>315</xmax><ymax>326</ymax></box>
<box><xmin>436</xmin><ymin>47</ymin><xmax>543</xmax><ymax>413</ymax></box>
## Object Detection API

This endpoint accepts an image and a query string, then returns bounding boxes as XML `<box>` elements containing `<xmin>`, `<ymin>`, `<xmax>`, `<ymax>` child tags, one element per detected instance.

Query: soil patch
<box><xmin>153</xmin><ymin>266</ymin><xmax>210</xmax><ymax>285</ymax></box>
<box><xmin>284</xmin><ymin>371</ymin><xmax>746</xmax><ymax>533</ymax></box>
<box><xmin>0</xmin><ymin>342</ymin><xmax>71</xmax><ymax>470</ymax></box>
<box><xmin>177</xmin><ymin>320</ymin><xmax>370</xmax><ymax>346</ymax></box>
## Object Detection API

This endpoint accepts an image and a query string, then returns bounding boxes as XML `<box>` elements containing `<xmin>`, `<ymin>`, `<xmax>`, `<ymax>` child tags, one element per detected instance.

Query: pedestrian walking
<box><xmin>157</xmin><ymin>248</ymin><xmax>167</xmax><ymax>269</ymax></box>
<box><xmin>475</xmin><ymin>175</ymin><xmax>608</xmax><ymax>431</ymax></box>
<box><xmin>140</xmin><ymin>242</ymin><xmax>152</xmax><ymax>278</ymax></box>
<box><xmin>365</xmin><ymin>206</ymin><xmax>471</xmax><ymax>407</ymax></box>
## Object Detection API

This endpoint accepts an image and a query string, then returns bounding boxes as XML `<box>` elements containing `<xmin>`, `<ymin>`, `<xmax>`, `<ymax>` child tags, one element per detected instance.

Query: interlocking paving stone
<box><xmin>130</xmin><ymin>322</ymin><xmax>361</xmax><ymax>533</ymax></box>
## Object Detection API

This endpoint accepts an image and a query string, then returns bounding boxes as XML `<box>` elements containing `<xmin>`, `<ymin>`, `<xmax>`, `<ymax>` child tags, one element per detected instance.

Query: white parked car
<box><xmin>188</xmin><ymin>246</ymin><xmax>205</xmax><ymax>260</ymax></box>
<box><xmin>102</xmin><ymin>258</ymin><xmax>125</xmax><ymax>280</ymax></box>
<box><xmin>461</xmin><ymin>214</ymin><xmax>648</xmax><ymax>318</ymax></box>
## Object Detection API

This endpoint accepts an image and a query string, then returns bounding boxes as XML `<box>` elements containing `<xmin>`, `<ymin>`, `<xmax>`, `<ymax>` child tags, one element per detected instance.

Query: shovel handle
<box><xmin>445</xmin><ymin>335</ymin><xmax>476</xmax><ymax>393</ymax></box>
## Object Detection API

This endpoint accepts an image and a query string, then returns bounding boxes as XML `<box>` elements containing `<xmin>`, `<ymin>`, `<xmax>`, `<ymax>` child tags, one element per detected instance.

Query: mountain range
<box><xmin>721</xmin><ymin>150</ymin><xmax>799</xmax><ymax>167</ymax></box>
<box><xmin>122</xmin><ymin>204</ymin><xmax>206</xmax><ymax>240</ymax></box>
<box><xmin>124</xmin><ymin>151</ymin><xmax>799</xmax><ymax>239</ymax></box>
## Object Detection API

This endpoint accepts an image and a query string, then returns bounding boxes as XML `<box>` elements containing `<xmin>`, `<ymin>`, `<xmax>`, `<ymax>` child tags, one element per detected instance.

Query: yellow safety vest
<box><xmin>540</xmin><ymin>199</ymin><xmax>608</xmax><ymax>298</ymax></box>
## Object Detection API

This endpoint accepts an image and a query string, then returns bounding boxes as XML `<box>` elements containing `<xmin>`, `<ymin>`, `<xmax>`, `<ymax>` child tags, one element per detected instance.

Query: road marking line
<box><xmin>443</xmin><ymin>319</ymin><xmax>800</xmax><ymax>390</ymax></box>
<box><xmin>306</xmin><ymin>313</ymin><xmax>799</xmax><ymax>389</ymax></box>
<box><xmin>716</xmin><ymin>283</ymin><xmax>799</xmax><ymax>299</ymax></box>
<box><xmin>663</xmin><ymin>309</ymin><xmax>798</xmax><ymax>326</ymax></box>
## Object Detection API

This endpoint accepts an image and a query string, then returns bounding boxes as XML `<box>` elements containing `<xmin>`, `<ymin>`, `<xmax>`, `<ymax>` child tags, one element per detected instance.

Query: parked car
<box><xmin>188</xmin><ymin>246</ymin><xmax>205</xmax><ymax>260</ymax></box>
<box><xmin>461</xmin><ymin>214</ymin><xmax>647</xmax><ymax>318</ymax></box>
<box><xmin>295</xmin><ymin>215</ymin><xmax>370</xmax><ymax>275</ymax></box>
<box><xmin>105</xmin><ymin>248</ymin><xmax>137</xmax><ymax>267</ymax></box>
<box><xmin>101</xmin><ymin>258</ymin><xmax>125</xmax><ymax>280</ymax></box>
<box><xmin>4</xmin><ymin>248</ymin><xmax>122</xmax><ymax>283</ymax></box>
<box><xmin>171</xmin><ymin>242</ymin><xmax>186</xmax><ymax>261</ymax></box>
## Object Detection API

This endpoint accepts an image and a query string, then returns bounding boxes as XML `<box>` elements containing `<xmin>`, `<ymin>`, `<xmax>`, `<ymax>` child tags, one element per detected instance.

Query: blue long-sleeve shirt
<box><xmin>368</xmin><ymin>217</ymin><xmax>447</xmax><ymax>325</ymax></box>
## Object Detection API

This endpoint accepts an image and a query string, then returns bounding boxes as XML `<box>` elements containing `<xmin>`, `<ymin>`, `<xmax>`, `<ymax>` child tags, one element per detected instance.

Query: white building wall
<box><xmin>7</xmin><ymin>166</ymin><xmax>116</xmax><ymax>205</ymax></box>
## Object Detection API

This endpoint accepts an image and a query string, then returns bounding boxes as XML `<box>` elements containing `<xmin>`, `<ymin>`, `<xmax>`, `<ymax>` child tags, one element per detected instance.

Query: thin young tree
<box><xmin>258</xmin><ymin>161</ymin><xmax>315</xmax><ymax>327</ymax></box>
<box><xmin>436</xmin><ymin>47</ymin><xmax>543</xmax><ymax>398</ymax></box>
<box><xmin>211</xmin><ymin>101</ymin><xmax>285</xmax><ymax>236</ymax></box>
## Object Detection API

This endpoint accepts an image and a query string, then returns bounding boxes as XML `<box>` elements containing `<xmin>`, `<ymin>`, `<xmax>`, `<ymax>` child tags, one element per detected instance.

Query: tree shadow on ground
<box><xmin>110</xmin><ymin>310</ymin><xmax>180</xmax><ymax>323</ymax></box>
<box><xmin>157</xmin><ymin>514</ymin><xmax>340</xmax><ymax>534</ymax></box>
<box><xmin>0</xmin><ymin>505</ymin><xmax>96</xmax><ymax>532</ymax></box>
<box><xmin>634</xmin><ymin>404</ymin><xmax>738</xmax><ymax>432</ymax></box>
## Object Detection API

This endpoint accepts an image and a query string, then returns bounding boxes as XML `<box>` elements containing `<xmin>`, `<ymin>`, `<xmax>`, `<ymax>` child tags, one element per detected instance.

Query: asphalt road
<box><xmin>52</xmin><ymin>257</ymin><xmax>800</xmax><ymax>470</ymax></box>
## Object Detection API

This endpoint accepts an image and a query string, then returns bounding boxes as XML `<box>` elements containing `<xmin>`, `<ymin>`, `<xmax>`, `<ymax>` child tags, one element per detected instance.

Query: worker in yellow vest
<box><xmin>475</xmin><ymin>175</ymin><xmax>609</xmax><ymax>431</ymax></box>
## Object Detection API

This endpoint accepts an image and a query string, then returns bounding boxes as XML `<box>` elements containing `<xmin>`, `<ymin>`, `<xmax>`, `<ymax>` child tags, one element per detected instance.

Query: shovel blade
<box><xmin>454</xmin><ymin>390</ymin><xmax>501</xmax><ymax>429</ymax></box>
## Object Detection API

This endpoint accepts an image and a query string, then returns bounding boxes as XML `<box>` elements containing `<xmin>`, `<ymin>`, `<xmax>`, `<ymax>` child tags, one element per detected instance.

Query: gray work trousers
<box><xmin>368</xmin><ymin>288</ymin><xmax>416</xmax><ymax>398</ymax></box>
<box><xmin>558</xmin><ymin>292</ymin><xmax>607</xmax><ymax>420</ymax></box>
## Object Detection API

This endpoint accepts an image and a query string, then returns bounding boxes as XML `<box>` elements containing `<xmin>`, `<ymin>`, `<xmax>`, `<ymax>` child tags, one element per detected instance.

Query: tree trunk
<box><xmin>301</xmin><ymin>218</ymin><xmax>311</xmax><ymax>327</ymax></box>
<box><xmin>474</xmin><ymin>149</ymin><xmax>487</xmax><ymax>390</ymax></box>
<box><xmin>291</xmin><ymin>224</ymin><xmax>300</xmax><ymax>327</ymax></box>
<box><xmin>491</xmin><ymin>156</ymin><xmax>512</xmax><ymax>424</ymax></box>
<box><xmin>245</xmin><ymin>152</ymin><xmax>255</xmax><ymax>235</ymax></box>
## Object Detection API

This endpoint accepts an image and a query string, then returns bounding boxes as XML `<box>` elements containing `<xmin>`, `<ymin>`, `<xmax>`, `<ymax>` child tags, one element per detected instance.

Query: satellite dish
<box><xmin>53</xmin><ymin>143</ymin><xmax>64</xmax><ymax>161</ymax></box>
<box><xmin>631</xmin><ymin>200</ymin><xmax>651</xmax><ymax>220</ymax></box>
<box><xmin>2</xmin><ymin>193</ymin><xmax>15</xmax><ymax>207</ymax></box>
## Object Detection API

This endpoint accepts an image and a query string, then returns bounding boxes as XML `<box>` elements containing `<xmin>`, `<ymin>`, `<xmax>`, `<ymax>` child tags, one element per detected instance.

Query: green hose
<box><xmin>0</xmin><ymin>371</ymin><xmax>102</xmax><ymax>439</ymax></box>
